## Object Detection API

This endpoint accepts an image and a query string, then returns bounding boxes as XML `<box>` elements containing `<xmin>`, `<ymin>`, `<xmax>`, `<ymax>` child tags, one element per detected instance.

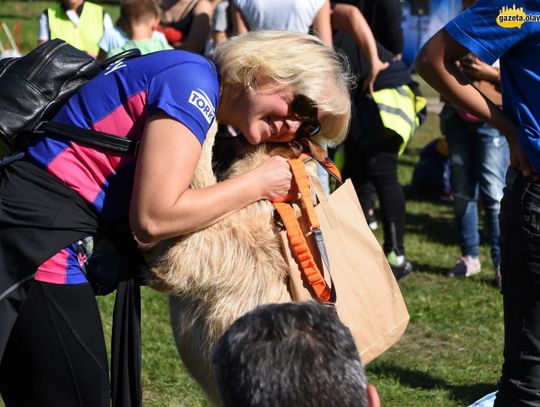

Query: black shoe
<box><xmin>387</xmin><ymin>251</ymin><xmax>413</xmax><ymax>281</ymax></box>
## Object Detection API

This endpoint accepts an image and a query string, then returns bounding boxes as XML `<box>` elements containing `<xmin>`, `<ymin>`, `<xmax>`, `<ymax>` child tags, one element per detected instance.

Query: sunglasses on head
<box><xmin>291</xmin><ymin>95</ymin><xmax>321</xmax><ymax>139</ymax></box>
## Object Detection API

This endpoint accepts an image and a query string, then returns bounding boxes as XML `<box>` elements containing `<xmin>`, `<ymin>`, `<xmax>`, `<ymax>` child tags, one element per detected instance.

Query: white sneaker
<box><xmin>448</xmin><ymin>256</ymin><xmax>481</xmax><ymax>278</ymax></box>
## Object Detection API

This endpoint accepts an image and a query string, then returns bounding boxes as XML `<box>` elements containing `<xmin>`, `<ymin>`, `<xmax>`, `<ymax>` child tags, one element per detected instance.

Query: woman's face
<box><xmin>231</xmin><ymin>84</ymin><xmax>305</xmax><ymax>145</ymax></box>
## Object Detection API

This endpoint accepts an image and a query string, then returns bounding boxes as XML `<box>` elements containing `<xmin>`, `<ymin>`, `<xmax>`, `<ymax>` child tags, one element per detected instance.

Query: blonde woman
<box><xmin>0</xmin><ymin>31</ymin><xmax>351</xmax><ymax>406</ymax></box>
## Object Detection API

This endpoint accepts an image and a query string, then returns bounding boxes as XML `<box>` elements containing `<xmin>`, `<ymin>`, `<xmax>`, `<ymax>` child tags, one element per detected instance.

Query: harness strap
<box><xmin>289</xmin><ymin>157</ymin><xmax>320</xmax><ymax>229</ymax></box>
<box><xmin>273</xmin><ymin>202</ymin><xmax>331</xmax><ymax>302</ymax></box>
<box><xmin>273</xmin><ymin>156</ymin><xmax>336</xmax><ymax>303</ymax></box>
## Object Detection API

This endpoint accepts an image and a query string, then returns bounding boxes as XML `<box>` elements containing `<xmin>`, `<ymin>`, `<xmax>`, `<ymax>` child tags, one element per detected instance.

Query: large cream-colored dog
<box><xmin>148</xmin><ymin>124</ymin><xmax>319</xmax><ymax>404</ymax></box>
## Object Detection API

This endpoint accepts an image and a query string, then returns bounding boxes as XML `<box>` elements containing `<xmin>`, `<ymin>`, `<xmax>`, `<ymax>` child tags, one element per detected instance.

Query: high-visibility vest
<box><xmin>371</xmin><ymin>84</ymin><xmax>427</xmax><ymax>155</ymax></box>
<box><xmin>48</xmin><ymin>2</ymin><xmax>104</xmax><ymax>56</ymax></box>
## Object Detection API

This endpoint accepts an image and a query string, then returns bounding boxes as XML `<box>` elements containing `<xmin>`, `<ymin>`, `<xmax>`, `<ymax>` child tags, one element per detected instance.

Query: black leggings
<box><xmin>0</xmin><ymin>281</ymin><xmax>110</xmax><ymax>407</ymax></box>
<box><xmin>344</xmin><ymin>135</ymin><xmax>406</xmax><ymax>255</ymax></box>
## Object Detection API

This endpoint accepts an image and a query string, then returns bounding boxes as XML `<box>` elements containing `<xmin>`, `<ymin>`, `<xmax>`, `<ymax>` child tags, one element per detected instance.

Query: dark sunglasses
<box><xmin>291</xmin><ymin>95</ymin><xmax>321</xmax><ymax>138</ymax></box>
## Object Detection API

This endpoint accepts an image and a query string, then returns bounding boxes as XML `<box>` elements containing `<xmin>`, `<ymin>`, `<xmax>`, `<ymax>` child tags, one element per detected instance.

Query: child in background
<box><xmin>98</xmin><ymin>0</ymin><xmax>171</xmax><ymax>60</ymax></box>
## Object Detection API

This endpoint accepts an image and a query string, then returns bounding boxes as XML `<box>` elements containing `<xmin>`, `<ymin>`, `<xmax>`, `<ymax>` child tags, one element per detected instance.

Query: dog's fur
<box><xmin>148</xmin><ymin>125</ymin><xmax>318</xmax><ymax>403</ymax></box>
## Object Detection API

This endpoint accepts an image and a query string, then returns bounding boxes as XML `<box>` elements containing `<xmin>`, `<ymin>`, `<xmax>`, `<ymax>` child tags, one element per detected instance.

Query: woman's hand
<box><xmin>461</xmin><ymin>55</ymin><xmax>500</xmax><ymax>84</ymax></box>
<box><xmin>364</xmin><ymin>58</ymin><xmax>389</xmax><ymax>93</ymax></box>
<box><xmin>250</xmin><ymin>156</ymin><xmax>297</xmax><ymax>202</ymax></box>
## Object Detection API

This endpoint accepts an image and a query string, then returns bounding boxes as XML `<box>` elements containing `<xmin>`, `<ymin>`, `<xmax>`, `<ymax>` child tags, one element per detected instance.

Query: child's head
<box><xmin>120</xmin><ymin>0</ymin><xmax>161</xmax><ymax>29</ymax></box>
<box><xmin>61</xmin><ymin>0</ymin><xmax>84</xmax><ymax>11</ymax></box>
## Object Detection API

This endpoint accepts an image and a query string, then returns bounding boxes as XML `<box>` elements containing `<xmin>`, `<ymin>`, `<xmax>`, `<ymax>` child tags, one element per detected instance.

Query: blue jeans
<box><xmin>441</xmin><ymin>106</ymin><xmax>509</xmax><ymax>267</ymax></box>
<box><xmin>495</xmin><ymin>167</ymin><xmax>540</xmax><ymax>406</ymax></box>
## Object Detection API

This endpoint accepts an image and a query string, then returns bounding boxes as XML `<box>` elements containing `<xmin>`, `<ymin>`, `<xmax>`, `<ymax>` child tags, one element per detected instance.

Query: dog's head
<box><xmin>212</xmin><ymin>128</ymin><xmax>327</xmax><ymax>182</ymax></box>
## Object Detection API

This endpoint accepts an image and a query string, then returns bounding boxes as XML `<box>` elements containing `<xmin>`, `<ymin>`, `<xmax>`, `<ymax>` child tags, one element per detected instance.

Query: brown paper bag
<box><xmin>280</xmin><ymin>176</ymin><xmax>409</xmax><ymax>365</ymax></box>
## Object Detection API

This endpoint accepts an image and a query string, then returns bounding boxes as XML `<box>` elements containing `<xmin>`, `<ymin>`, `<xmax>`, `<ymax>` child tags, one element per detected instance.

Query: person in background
<box><xmin>213</xmin><ymin>301</ymin><xmax>380</xmax><ymax>407</ymax></box>
<box><xmin>327</xmin><ymin>3</ymin><xmax>388</xmax><ymax>231</ymax></box>
<box><xmin>415</xmin><ymin>0</ymin><xmax>540</xmax><ymax>404</ymax></box>
<box><xmin>159</xmin><ymin>0</ymin><xmax>214</xmax><ymax>54</ymax></box>
<box><xmin>440</xmin><ymin>53</ymin><xmax>508</xmax><ymax>283</ymax></box>
<box><xmin>105</xmin><ymin>0</ymin><xmax>173</xmax><ymax>59</ymax></box>
<box><xmin>38</xmin><ymin>0</ymin><xmax>113</xmax><ymax>57</ymax></box>
<box><xmin>97</xmin><ymin>0</ymin><xmax>171</xmax><ymax>61</ymax></box>
<box><xmin>231</xmin><ymin>0</ymin><xmax>333</xmax><ymax>47</ymax></box>
<box><xmin>439</xmin><ymin>0</ymin><xmax>508</xmax><ymax>286</ymax></box>
<box><xmin>330</xmin><ymin>2</ymin><xmax>388</xmax><ymax>93</ymax></box>
<box><xmin>207</xmin><ymin>0</ymin><xmax>231</xmax><ymax>55</ymax></box>
<box><xmin>0</xmin><ymin>31</ymin><xmax>352</xmax><ymax>406</ymax></box>
<box><xmin>333</xmin><ymin>0</ymin><xmax>422</xmax><ymax>280</ymax></box>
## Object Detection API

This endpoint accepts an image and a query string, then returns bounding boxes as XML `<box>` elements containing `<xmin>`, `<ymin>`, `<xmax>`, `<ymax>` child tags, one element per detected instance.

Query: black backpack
<box><xmin>0</xmin><ymin>39</ymin><xmax>141</xmax><ymax>154</ymax></box>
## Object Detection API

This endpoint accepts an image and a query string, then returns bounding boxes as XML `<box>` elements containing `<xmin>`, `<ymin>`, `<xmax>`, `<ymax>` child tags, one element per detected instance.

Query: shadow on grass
<box><xmin>410</xmin><ymin>261</ymin><xmax>448</xmax><ymax>276</ymax></box>
<box><xmin>369</xmin><ymin>362</ymin><xmax>497</xmax><ymax>405</ymax></box>
<box><xmin>406</xmin><ymin>211</ymin><xmax>458</xmax><ymax>247</ymax></box>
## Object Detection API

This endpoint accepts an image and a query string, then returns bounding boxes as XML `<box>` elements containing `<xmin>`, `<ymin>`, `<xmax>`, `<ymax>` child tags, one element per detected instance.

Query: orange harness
<box><xmin>272</xmin><ymin>155</ymin><xmax>340</xmax><ymax>303</ymax></box>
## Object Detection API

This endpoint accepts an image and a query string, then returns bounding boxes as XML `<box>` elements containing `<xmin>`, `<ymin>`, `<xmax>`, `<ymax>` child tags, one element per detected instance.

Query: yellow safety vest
<box><xmin>371</xmin><ymin>84</ymin><xmax>427</xmax><ymax>155</ymax></box>
<box><xmin>48</xmin><ymin>2</ymin><xmax>104</xmax><ymax>56</ymax></box>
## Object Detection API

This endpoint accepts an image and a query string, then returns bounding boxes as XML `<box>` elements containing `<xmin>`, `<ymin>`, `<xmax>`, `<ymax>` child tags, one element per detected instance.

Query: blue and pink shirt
<box><xmin>28</xmin><ymin>50</ymin><xmax>220</xmax><ymax>284</ymax></box>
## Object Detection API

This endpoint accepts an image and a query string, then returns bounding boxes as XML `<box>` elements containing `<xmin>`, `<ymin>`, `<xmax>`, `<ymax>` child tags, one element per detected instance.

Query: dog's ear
<box><xmin>296</xmin><ymin>138</ymin><xmax>328</xmax><ymax>162</ymax></box>
<box><xmin>212</xmin><ymin>133</ymin><xmax>255</xmax><ymax>181</ymax></box>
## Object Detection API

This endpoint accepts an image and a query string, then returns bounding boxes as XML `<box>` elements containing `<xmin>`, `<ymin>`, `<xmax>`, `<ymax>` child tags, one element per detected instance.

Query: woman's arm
<box><xmin>331</xmin><ymin>3</ymin><xmax>388</xmax><ymax>92</ymax></box>
<box><xmin>415</xmin><ymin>28</ymin><xmax>530</xmax><ymax>174</ymax></box>
<box><xmin>230</xmin><ymin>3</ymin><xmax>249</xmax><ymax>35</ymax></box>
<box><xmin>175</xmin><ymin>0</ymin><xmax>213</xmax><ymax>53</ymax></box>
<box><xmin>312</xmin><ymin>0</ymin><xmax>333</xmax><ymax>48</ymax></box>
<box><xmin>130</xmin><ymin>113</ymin><xmax>294</xmax><ymax>244</ymax></box>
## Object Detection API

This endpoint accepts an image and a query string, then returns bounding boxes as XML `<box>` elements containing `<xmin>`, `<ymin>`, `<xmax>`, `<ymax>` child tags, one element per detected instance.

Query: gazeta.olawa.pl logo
<box><xmin>497</xmin><ymin>5</ymin><xmax>540</xmax><ymax>28</ymax></box>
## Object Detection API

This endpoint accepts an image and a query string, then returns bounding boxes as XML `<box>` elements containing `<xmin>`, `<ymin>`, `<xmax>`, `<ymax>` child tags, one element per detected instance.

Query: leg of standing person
<box><xmin>495</xmin><ymin>169</ymin><xmax>540</xmax><ymax>406</ymax></box>
<box><xmin>476</xmin><ymin>123</ymin><xmax>509</xmax><ymax>287</ymax></box>
<box><xmin>344</xmin><ymin>134</ymin><xmax>411</xmax><ymax>280</ymax></box>
<box><xmin>441</xmin><ymin>106</ymin><xmax>482</xmax><ymax>278</ymax></box>
<box><xmin>357</xmin><ymin>180</ymin><xmax>378</xmax><ymax>230</ymax></box>
<box><xmin>0</xmin><ymin>281</ymin><xmax>110</xmax><ymax>407</ymax></box>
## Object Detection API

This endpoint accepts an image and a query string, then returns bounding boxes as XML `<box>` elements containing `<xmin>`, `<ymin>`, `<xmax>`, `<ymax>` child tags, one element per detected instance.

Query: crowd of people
<box><xmin>0</xmin><ymin>0</ymin><xmax>538</xmax><ymax>405</ymax></box>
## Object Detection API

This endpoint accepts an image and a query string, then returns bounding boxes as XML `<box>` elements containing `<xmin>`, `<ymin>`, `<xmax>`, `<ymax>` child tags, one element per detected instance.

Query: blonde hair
<box><xmin>212</xmin><ymin>31</ymin><xmax>353</xmax><ymax>146</ymax></box>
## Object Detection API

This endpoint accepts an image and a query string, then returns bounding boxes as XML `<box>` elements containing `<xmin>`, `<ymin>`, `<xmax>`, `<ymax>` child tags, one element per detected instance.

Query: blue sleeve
<box><xmin>444</xmin><ymin>0</ymin><xmax>529</xmax><ymax>65</ymax></box>
<box><xmin>147</xmin><ymin>62</ymin><xmax>219</xmax><ymax>145</ymax></box>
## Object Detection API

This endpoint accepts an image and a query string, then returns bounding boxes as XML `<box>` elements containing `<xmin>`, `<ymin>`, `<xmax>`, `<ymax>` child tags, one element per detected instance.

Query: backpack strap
<box><xmin>273</xmin><ymin>157</ymin><xmax>334</xmax><ymax>303</ymax></box>
<box><xmin>36</xmin><ymin>121</ymin><xmax>140</xmax><ymax>155</ymax></box>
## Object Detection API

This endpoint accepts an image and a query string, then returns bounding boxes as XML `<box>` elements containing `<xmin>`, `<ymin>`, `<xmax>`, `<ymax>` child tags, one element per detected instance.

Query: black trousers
<box><xmin>0</xmin><ymin>281</ymin><xmax>110</xmax><ymax>407</ymax></box>
<box><xmin>495</xmin><ymin>167</ymin><xmax>540</xmax><ymax>406</ymax></box>
<box><xmin>344</xmin><ymin>135</ymin><xmax>406</xmax><ymax>255</ymax></box>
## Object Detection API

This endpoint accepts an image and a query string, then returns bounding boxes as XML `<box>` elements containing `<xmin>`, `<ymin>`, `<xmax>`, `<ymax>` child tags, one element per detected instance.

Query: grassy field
<box><xmin>0</xmin><ymin>3</ymin><xmax>504</xmax><ymax>406</ymax></box>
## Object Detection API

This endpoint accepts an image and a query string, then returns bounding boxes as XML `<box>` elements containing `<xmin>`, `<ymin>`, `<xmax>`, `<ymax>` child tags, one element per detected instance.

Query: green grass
<box><xmin>0</xmin><ymin>4</ymin><xmax>504</xmax><ymax>404</ymax></box>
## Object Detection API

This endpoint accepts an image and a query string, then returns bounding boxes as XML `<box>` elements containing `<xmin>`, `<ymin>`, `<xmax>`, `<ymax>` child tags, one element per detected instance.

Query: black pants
<box><xmin>495</xmin><ymin>167</ymin><xmax>540</xmax><ymax>406</ymax></box>
<box><xmin>0</xmin><ymin>281</ymin><xmax>110</xmax><ymax>407</ymax></box>
<box><xmin>344</xmin><ymin>135</ymin><xmax>406</xmax><ymax>255</ymax></box>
